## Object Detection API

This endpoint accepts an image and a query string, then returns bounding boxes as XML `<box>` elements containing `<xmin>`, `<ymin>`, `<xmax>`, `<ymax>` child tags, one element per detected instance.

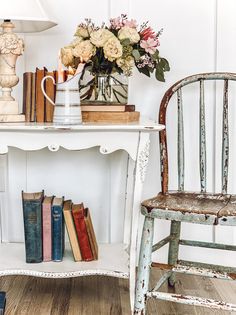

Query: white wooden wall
<box><xmin>5</xmin><ymin>0</ymin><xmax>236</xmax><ymax>264</ymax></box>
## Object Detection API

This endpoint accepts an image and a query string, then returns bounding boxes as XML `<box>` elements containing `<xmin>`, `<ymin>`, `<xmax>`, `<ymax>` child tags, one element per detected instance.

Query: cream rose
<box><xmin>118</xmin><ymin>26</ymin><xmax>140</xmax><ymax>44</ymax></box>
<box><xmin>73</xmin><ymin>40</ymin><xmax>95</xmax><ymax>62</ymax></box>
<box><xmin>90</xmin><ymin>29</ymin><xmax>115</xmax><ymax>47</ymax></box>
<box><xmin>61</xmin><ymin>47</ymin><xmax>74</xmax><ymax>67</ymax></box>
<box><xmin>103</xmin><ymin>38</ymin><xmax>123</xmax><ymax>62</ymax></box>
<box><xmin>74</xmin><ymin>26</ymin><xmax>91</xmax><ymax>38</ymax></box>
<box><xmin>69</xmin><ymin>36</ymin><xmax>83</xmax><ymax>48</ymax></box>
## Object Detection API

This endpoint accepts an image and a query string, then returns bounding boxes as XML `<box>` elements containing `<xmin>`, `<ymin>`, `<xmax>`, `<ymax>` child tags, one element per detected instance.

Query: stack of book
<box><xmin>22</xmin><ymin>191</ymin><xmax>98</xmax><ymax>263</ymax></box>
<box><xmin>22</xmin><ymin>69</ymin><xmax>140</xmax><ymax>123</ymax></box>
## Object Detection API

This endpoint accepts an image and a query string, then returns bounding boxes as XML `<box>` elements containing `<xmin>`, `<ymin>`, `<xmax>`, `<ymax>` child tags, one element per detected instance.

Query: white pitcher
<box><xmin>41</xmin><ymin>71</ymin><xmax>82</xmax><ymax>125</ymax></box>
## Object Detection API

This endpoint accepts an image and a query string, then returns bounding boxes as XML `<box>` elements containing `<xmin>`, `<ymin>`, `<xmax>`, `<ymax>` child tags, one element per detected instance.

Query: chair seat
<box><xmin>142</xmin><ymin>191</ymin><xmax>236</xmax><ymax>217</ymax></box>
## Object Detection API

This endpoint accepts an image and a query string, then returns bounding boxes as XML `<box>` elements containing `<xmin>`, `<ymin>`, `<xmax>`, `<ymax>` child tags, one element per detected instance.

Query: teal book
<box><xmin>52</xmin><ymin>197</ymin><xmax>65</xmax><ymax>261</ymax></box>
<box><xmin>0</xmin><ymin>291</ymin><xmax>6</xmax><ymax>315</ymax></box>
<box><xmin>22</xmin><ymin>191</ymin><xmax>44</xmax><ymax>263</ymax></box>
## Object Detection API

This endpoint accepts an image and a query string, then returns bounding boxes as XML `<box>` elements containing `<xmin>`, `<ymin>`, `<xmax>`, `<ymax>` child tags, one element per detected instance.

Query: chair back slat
<box><xmin>222</xmin><ymin>79</ymin><xmax>229</xmax><ymax>194</ymax></box>
<box><xmin>159</xmin><ymin>72</ymin><xmax>236</xmax><ymax>194</ymax></box>
<box><xmin>177</xmin><ymin>88</ymin><xmax>185</xmax><ymax>191</ymax></box>
<box><xmin>199</xmin><ymin>79</ymin><xmax>207</xmax><ymax>192</ymax></box>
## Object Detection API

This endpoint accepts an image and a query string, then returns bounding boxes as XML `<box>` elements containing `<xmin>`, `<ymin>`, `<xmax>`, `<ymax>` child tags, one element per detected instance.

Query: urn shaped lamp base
<box><xmin>0</xmin><ymin>100</ymin><xmax>25</xmax><ymax>122</ymax></box>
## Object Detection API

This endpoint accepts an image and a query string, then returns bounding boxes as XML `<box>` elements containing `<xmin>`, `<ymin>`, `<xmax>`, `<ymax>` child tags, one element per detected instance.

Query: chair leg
<box><xmin>134</xmin><ymin>216</ymin><xmax>154</xmax><ymax>315</ymax></box>
<box><xmin>168</xmin><ymin>220</ymin><xmax>181</xmax><ymax>287</ymax></box>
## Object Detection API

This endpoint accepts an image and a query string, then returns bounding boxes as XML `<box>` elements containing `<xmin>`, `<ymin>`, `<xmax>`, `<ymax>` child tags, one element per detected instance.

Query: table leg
<box><xmin>129</xmin><ymin>132</ymin><xmax>150</xmax><ymax>313</ymax></box>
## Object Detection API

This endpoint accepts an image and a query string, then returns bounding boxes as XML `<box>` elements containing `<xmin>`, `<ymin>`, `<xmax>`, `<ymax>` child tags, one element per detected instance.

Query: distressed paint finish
<box><xmin>135</xmin><ymin>73</ymin><xmax>236</xmax><ymax>315</ymax></box>
<box><xmin>177</xmin><ymin>88</ymin><xmax>184</xmax><ymax>191</ymax></box>
<box><xmin>168</xmin><ymin>221</ymin><xmax>181</xmax><ymax>286</ymax></box>
<box><xmin>199</xmin><ymin>79</ymin><xmax>206</xmax><ymax>192</ymax></box>
<box><xmin>134</xmin><ymin>216</ymin><xmax>154</xmax><ymax>315</ymax></box>
<box><xmin>146</xmin><ymin>292</ymin><xmax>236</xmax><ymax>311</ymax></box>
<box><xmin>179</xmin><ymin>239</ymin><xmax>236</xmax><ymax>251</ymax></box>
<box><xmin>151</xmin><ymin>262</ymin><xmax>236</xmax><ymax>281</ymax></box>
<box><xmin>152</xmin><ymin>235</ymin><xmax>174</xmax><ymax>252</ymax></box>
<box><xmin>222</xmin><ymin>79</ymin><xmax>229</xmax><ymax>194</ymax></box>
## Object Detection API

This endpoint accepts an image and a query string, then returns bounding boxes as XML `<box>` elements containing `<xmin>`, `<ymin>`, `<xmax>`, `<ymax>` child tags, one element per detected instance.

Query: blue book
<box><xmin>22</xmin><ymin>191</ymin><xmax>44</xmax><ymax>263</ymax></box>
<box><xmin>52</xmin><ymin>197</ymin><xmax>65</xmax><ymax>261</ymax></box>
<box><xmin>0</xmin><ymin>291</ymin><xmax>6</xmax><ymax>315</ymax></box>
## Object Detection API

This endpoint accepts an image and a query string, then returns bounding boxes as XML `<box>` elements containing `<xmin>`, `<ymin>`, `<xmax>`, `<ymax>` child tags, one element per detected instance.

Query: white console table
<box><xmin>0</xmin><ymin>119</ymin><xmax>164</xmax><ymax>313</ymax></box>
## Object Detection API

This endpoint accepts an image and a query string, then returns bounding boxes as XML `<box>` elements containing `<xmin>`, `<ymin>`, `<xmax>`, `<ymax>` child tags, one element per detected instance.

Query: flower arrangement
<box><xmin>61</xmin><ymin>14</ymin><xmax>169</xmax><ymax>81</ymax></box>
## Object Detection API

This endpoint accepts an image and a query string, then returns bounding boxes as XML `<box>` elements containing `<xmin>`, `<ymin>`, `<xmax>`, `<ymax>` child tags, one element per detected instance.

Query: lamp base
<box><xmin>0</xmin><ymin>114</ymin><xmax>25</xmax><ymax>123</ymax></box>
<box><xmin>0</xmin><ymin>100</ymin><xmax>19</xmax><ymax>115</ymax></box>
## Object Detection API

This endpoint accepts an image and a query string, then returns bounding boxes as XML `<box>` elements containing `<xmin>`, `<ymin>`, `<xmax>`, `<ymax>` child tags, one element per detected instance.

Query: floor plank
<box><xmin>0</xmin><ymin>271</ymin><xmax>235</xmax><ymax>314</ymax></box>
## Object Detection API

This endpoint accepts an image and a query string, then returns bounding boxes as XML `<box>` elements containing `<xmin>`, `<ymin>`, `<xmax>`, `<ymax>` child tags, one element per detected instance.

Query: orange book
<box><xmin>35</xmin><ymin>67</ymin><xmax>47</xmax><ymax>122</ymax></box>
<box><xmin>45</xmin><ymin>71</ymin><xmax>56</xmax><ymax>122</ymax></box>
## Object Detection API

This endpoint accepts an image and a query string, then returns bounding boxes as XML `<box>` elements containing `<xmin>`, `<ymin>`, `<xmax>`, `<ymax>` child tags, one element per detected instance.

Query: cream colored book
<box><xmin>63</xmin><ymin>200</ymin><xmax>82</xmax><ymax>261</ymax></box>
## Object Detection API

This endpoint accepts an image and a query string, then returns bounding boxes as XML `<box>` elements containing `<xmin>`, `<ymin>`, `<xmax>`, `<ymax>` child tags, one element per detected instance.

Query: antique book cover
<box><xmin>82</xmin><ymin>111</ymin><xmax>140</xmax><ymax>123</ymax></box>
<box><xmin>42</xmin><ymin>196</ymin><xmax>54</xmax><ymax>261</ymax></box>
<box><xmin>30</xmin><ymin>73</ymin><xmax>36</xmax><ymax>122</ymax></box>
<box><xmin>45</xmin><ymin>71</ymin><xmax>56</xmax><ymax>122</ymax></box>
<box><xmin>35</xmin><ymin>67</ymin><xmax>47</xmax><ymax>122</ymax></box>
<box><xmin>84</xmin><ymin>208</ymin><xmax>98</xmax><ymax>260</ymax></box>
<box><xmin>72</xmin><ymin>203</ymin><xmax>93</xmax><ymax>261</ymax></box>
<box><xmin>81</xmin><ymin>104</ymin><xmax>135</xmax><ymax>112</ymax></box>
<box><xmin>52</xmin><ymin>197</ymin><xmax>65</xmax><ymax>261</ymax></box>
<box><xmin>22</xmin><ymin>191</ymin><xmax>44</xmax><ymax>263</ymax></box>
<box><xmin>0</xmin><ymin>291</ymin><xmax>6</xmax><ymax>315</ymax></box>
<box><xmin>63</xmin><ymin>200</ymin><xmax>82</xmax><ymax>261</ymax></box>
<box><xmin>22</xmin><ymin>72</ymin><xmax>32</xmax><ymax>122</ymax></box>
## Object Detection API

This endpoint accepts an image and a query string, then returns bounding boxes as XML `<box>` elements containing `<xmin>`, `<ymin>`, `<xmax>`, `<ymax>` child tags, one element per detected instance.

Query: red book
<box><xmin>72</xmin><ymin>203</ymin><xmax>93</xmax><ymax>261</ymax></box>
<box><xmin>42</xmin><ymin>196</ymin><xmax>54</xmax><ymax>261</ymax></box>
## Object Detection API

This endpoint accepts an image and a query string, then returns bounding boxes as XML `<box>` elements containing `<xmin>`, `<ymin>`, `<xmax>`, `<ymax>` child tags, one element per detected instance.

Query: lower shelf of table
<box><xmin>0</xmin><ymin>242</ymin><xmax>129</xmax><ymax>279</ymax></box>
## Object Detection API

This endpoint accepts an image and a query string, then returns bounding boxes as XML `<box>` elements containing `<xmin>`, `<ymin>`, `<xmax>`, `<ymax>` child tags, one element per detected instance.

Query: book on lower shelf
<box><xmin>21</xmin><ymin>191</ymin><xmax>98</xmax><ymax>263</ymax></box>
<box><xmin>52</xmin><ymin>197</ymin><xmax>65</xmax><ymax>262</ymax></box>
<box><xmin>42</xmin><ymin>196</ymin><xmax>54</xmax><ymax>262</ymax></box>
<box><xmin>0</xmin><ymin>292</ymin><xmax>6</xmax><ymax>315</ymax></box>
<box><xmin>22</xmin><ymin>191</ymin><xmax>44</xmax><ymax>263</ymax></box>
<box><xmin>63</xmin><ymin>200</ymin><xmax>82</xmax><ymax>261</ymax></box>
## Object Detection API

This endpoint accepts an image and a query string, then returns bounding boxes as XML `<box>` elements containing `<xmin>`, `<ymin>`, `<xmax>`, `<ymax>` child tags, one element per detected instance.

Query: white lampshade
<box><xmin>0</xmin><ymin>0</ymin><xmax>57</xmax><ymax>33</ymax></box>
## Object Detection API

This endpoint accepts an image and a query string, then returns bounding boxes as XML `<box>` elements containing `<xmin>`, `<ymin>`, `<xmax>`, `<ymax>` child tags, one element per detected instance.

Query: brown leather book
<box><xmin>35</xmin><ymin>67</ymin><xmax>47</xmax><ymax>122</ymax></box>
<box><xmin>45</xmin><ymin>71</ymin><xmax>56</xmax><ymax>122</ymax></box>
<box><xmin>82</xmin><ymin>111</ymin><xmax>140</xmax><ymax>123</ymax></box>
<box><xmin>84</xmin><ymin>208</ymin><xmax>98</xmax><ymax>260</ymax></box>
<box><xmin>22</xmin><ymin>72</ymin><xmax>32</xmax><ymax>122</ymax></box>
<box><xmin>30</xmin><ymin>73</ymin><xmax>36</xmax><ymax>122</ymax></box>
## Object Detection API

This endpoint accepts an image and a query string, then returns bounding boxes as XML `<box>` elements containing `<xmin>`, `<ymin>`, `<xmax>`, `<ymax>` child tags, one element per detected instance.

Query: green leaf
<box><xmin>121</xmin><ymin>38</ymin><xmax>131</xmax><ymax>46</ymax></box>
<box><xmin>132</xmin><ymin>49</ymin><xmax>141</xmax><ymax>61</ymax></box>
<box><xmin>155</xmin><ymin>68</ymin><xmax>165</xmax><ymax>82</ymax></box>
<box><xmin>138</xmin><ymin>66</ymin><xmax>150</xmax><ymax>77</ymax></box>
<box><xmin>151</xmin><ymin>50</ymin><xmax>159</xmax><ymax>60</ymax></box>
<box><xmin>159</xmin><ymin>58</ymin><xmax>170</xmax><ymax>71</ymax></box>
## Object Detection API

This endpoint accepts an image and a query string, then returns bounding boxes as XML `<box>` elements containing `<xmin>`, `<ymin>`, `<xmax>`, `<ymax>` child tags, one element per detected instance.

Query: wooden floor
<box><xmin>0</xmin><ymin>270</ymin><xmax>236</xmax><ymax>314</ymax></box>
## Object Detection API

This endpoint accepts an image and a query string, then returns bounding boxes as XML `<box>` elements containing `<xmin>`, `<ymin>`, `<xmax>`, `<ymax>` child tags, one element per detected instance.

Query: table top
<box><xmin>0</xmin><ymin>118</ymin><xmax>165</xmax><ymax>132</ymax></box>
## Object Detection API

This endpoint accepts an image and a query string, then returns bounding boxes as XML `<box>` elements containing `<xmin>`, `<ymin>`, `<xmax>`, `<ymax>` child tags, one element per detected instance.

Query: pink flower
<box><xmin>124</xmin><ymin>19</ymin><xmax>138</xmax><ymax>29</ymax></box>
<box><xmin>140</xmin><ymin>38</ymin><xmax>159</xmax><ymax>54</ymax></box>
<box><xmin>140</xmin><ymin>27</ymin><xmax>156</xmax><ymax>40</ymax></box>
<box><xmin>110</xmin><ymin>17</ymin><xmax>123</xmax><ymax>30</ymax></box>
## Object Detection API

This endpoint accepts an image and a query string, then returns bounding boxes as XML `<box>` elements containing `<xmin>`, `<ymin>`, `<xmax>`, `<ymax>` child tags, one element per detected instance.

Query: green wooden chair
<box><xmin>134</xmin><ymin>73</ymin><xmax>236</xmax><ymax>314</ymax></box>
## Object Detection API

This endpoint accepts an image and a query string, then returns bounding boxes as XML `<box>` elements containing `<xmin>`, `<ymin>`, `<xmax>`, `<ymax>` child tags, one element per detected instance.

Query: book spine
<box><xmin>72</xmin><ymin>210</ymin><xmax>93</xmax><ymax>261</ymax></box>
<box><xmin>52</xmin><ymin>205</ymin><xmax>64</xmax><ymax>261</ymax></box>
<box><xmin>22</xmin><ymin>200</ymin><xmax>43</xmax><ymax>263</ymax></box>
<box><xmin>0</xmin><ymin>292</ymin><xmax>6</xmax><ymax>314</ymax></box>
<box><xmin>42</xmin><ymin>203</ymin><xmax>52</xmax><ymax>261</ymax></box>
